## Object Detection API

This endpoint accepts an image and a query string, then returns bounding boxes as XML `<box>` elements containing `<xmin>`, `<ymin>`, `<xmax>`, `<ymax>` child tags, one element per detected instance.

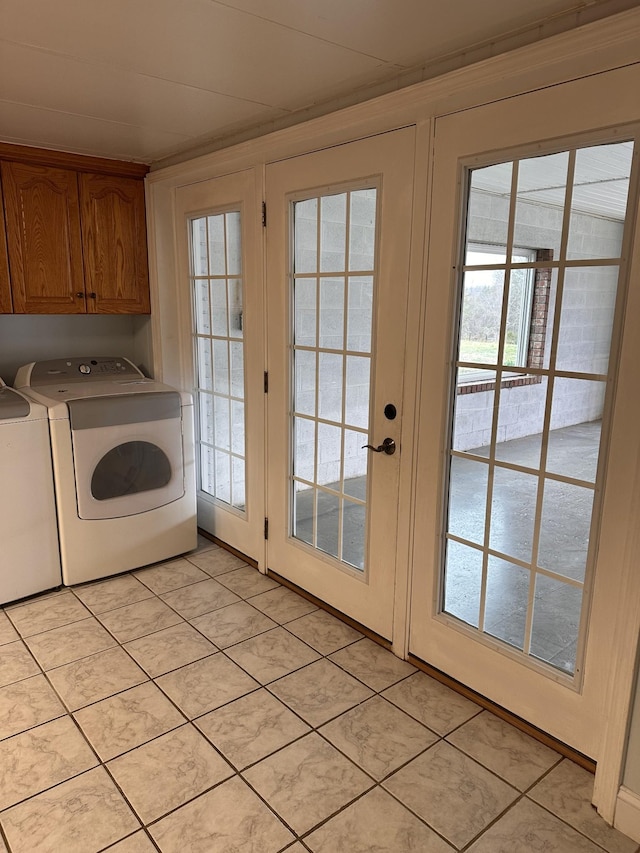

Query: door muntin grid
<box><xmin>290</xmin><ymin>187</ymin><xmax>378</xmax><ymax>572</ymax></box>
<box><xmin>442</xmin><ymin>140</ymin><xmax>635</xmax><ymax>679</ymax></box>
<box><xmin>190</xmin><ymin>210</ymin><xmax>246</xmax><ymax>511</ymax></box>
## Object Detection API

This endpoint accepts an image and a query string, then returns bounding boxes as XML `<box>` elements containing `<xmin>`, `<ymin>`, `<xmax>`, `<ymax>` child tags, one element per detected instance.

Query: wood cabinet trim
<box><xmin>0</xmin><ymin>143</ymin><xmax>149</xmax><ymax>179</ymax></box>
<box><xmin>0</xmin><ymin>172</ymin><xmax>11</xmax><ymax>313</ymax></box>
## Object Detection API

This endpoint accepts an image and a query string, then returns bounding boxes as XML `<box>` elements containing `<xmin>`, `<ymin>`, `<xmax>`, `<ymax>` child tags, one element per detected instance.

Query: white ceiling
<box><xmin>0</xmin><ymin>0</ymin><xmax>636</xmax><ymax>166</ymax></box>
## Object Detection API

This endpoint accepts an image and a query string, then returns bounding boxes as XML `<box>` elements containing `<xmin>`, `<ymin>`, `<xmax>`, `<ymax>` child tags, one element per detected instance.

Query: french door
<box><xmin>411</xmin><ymin>70</ymin><xmax>640</xmax><ymax>764</ymax></box>
<box><xmin>175</xmin><ymin>170</ymin><xmax>265</xmax><ymax>560</ymax></box>
<box><xmin>265</xmin><ymin>129</ymin><xmax>415</xmax><ymax>639</ymax></box>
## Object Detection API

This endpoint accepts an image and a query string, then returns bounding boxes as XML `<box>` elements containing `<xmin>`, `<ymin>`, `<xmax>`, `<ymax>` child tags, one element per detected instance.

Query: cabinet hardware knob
<box><xmin>75</xmin><ymin>292</ymin><xmax>84</xmax><ymax>298</ymax></box>
<box><xmin>89</xmin><ymin>292</ymin><xmax>97</xmax><ymax>299</ymax></box>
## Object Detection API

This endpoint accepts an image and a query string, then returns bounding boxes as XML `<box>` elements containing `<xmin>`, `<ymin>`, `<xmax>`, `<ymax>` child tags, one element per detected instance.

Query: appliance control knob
<box><xmin>78</xmin><ymin>364</ymin><xmax>91</xmax><ymax>375</ymax></box>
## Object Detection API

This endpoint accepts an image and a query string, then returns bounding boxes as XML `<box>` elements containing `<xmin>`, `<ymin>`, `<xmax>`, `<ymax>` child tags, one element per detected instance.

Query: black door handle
<box><xmin>362</xmin><ymin>437</ymin><xmax>396</xmax><ymax>455</ymax></box>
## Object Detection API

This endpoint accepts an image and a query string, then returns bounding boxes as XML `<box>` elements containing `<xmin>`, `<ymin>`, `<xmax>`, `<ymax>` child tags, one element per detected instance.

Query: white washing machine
<box><xmin>0</xmin><ymin>378</ymin><xmax>62</xmax><ymax>603</ymax></box>
<box><xmin>15</xmin><ymin>357</ymin><xmax>197</xmax><ymax>586</ymax></box>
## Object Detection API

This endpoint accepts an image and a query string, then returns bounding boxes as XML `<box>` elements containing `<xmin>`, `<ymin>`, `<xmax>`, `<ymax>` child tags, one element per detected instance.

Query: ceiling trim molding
<box><xmin>148</xmin><ymin>6</ymin><xmax>640</xmax><ymax>180</ymax></box>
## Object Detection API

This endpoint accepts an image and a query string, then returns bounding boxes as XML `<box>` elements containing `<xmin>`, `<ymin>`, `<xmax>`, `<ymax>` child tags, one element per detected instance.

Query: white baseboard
<box><xmin>615</xmin><ymin>786</ymin><xmax>640</xmax><ymax>843</ymax></box>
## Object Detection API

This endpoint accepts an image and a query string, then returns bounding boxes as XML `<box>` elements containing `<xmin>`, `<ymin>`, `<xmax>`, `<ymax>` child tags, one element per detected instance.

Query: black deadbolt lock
<box><xmin>384</xmin><ymin>403</ymin><xmax>397</xmax><ymax>420</ymax></box>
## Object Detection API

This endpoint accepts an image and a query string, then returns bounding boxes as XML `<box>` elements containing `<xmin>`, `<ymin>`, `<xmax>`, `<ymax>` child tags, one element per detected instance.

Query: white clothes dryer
<box><xmin>0</xmin><ymin>378</ymin><xmax>62</xmax><ymax>603</ymax></box>
<box><xmin>15</xmin><ymin>357</ymin><xmax>197</xmax><ymax>586</ymax></box>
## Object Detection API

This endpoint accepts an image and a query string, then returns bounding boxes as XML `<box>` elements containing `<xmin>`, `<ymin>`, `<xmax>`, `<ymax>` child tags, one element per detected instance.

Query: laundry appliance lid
<box><xmin>0</xmin><ymin>381</ymin><xmax>31</xmax><ymax>420</ymax></box>
<box><xmin>13</xmin><ymin>357</ymin><xmax>192</xmax><ymax>418</ymax></box>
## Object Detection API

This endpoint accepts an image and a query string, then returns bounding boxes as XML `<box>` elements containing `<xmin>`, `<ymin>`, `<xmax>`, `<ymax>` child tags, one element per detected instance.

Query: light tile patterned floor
<box><xmin>0</xmin><ymin>537</ymin><xmax>638</xmax><ymax>853</ymax></box>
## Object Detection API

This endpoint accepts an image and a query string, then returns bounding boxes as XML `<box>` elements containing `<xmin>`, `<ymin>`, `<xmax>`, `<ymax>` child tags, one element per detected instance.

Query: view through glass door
<box><xmin>175</xmin><ymin>170</ymin><xmax>264</xmax><ymax>561</ymax></box>
<box><xmin>266</xmin><ymin>129</ymin><xmax>415</xmax><ymax>638</ymax></box>
<box><xmin>411</xmin><ymin>76</ymin><xmax>640</xmax><ymax>763</ymax></box>
<box><xmin>444</xmin><ymin>142</ymin><xmax>633</xmax><ymax>679</ymax></box>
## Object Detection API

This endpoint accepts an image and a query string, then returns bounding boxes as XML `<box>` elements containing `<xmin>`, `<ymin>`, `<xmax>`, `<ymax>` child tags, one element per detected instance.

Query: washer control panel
<box><xmin>21</xmin><ymin>357</ymin><xmax>143</xmax><ymax>386</ymax></box>
<box><xmin>76</xmin><ymin>360</ymin><xmax>130</xmax><ymax>377</ymax></box>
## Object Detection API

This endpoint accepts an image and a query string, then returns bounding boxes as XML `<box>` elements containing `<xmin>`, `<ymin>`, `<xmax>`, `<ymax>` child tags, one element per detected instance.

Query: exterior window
<box><xmin>459</xmin><ymin>244</ymin><xmax>535</xmax><ymax>386</ymax></box>
<box><xmin>458</xmin><ymin>245</ymin><xmax>553</xmax><ymax>395</ymax></box>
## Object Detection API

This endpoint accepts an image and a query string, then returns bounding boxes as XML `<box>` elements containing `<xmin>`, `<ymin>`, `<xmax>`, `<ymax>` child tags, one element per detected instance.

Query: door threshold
<box><xmin>408</xmin><ymin>652</ymin><xmax>596</xmax><ymax>774</ymax></box>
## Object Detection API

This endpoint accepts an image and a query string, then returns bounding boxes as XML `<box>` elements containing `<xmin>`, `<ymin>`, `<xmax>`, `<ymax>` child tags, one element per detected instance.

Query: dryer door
<box><xmin>68</xmin><ymin>392</ymin><xmax>185</xmax><ymax>520</ymax></box>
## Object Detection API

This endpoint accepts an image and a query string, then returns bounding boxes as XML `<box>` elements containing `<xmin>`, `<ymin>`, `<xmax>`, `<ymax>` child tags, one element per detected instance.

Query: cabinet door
<box><xmin>0</xmin><ymin>180</ymin><xmax>11</xmax><ymax>313</ymax></box>
<box><xmin>2</xmin><ymin>162</ymin><xmax>85</xmax><ymax>314</ymax></box>
<box><xmin>79</xmin><ymin>174</ymin><xmax>150</xmax><ymax>314</ymax></box>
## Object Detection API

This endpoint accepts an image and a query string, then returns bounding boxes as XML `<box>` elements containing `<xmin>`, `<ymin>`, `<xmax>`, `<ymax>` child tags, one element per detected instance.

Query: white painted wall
<box><xmin>0</xmin><ymin>315</ymin><xmax>152</xmax><ymax>385</ymax></box>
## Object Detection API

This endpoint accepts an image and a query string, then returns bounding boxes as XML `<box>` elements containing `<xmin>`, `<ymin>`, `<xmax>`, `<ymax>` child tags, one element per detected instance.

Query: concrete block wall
<box><xmin>293</xmin><ymin>190</ymin><xmax>376</xmax><ymax>489</ymax></box>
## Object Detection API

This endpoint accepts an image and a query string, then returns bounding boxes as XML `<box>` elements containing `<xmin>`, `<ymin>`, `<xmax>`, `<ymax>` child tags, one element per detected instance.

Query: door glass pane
<box><xmin>495</xmin><ymin>383</ymin><xmax>546</xmax><ymax>469</ymax></box>
<box><xmin>566</xmin><ymin>142</ymin><xmax>633</xmax><ymax>260</ymax></box>
<box><xmin>343</xmin><ymin>430</ymin><xmax>368</xmax><ymax>498</ymax></box>
<box><xmin>555</xmin><ymin>266</ymin><xmax>620</xmax><ymax>375</ymax></box>
<box><xmin>467</xmin><ymin>164</ymin><xmax>511</xmax><ymax>247</ymax></box>
<box><xmin>294</xmin><ymin>279</ymin><xmax>317</xmax><ymax>347</ymax></box>
<box><xmin>318</xmin><ymin>353</ymin><xmax>343</xmax><ymax>422</ymax></box>
<box><xmin>347</xmin><ymin>276</ymin><xmax>373</xmax><ymax>352</ymax></box>
<box><xmin>484</xmin><ymin>557</ymin><xmax>530</xmax><ymax>650</ymax></box>
<box><xmin>489</xmin><ymin>468</ymin><xmax>538</xmax><ymax>564</ymax></box>
<box><xmin>190</xmin><ymin>210</ymin><xmax>246</xmax><ymax>511</ymax></box>
<box><xmin>514</xmin><ymin>152</ymin><xmax>568</xmax><ymax>257</ymax></box>
<box><xmin>441</xmin><ymin>138</ymin><xmax>635</xmax><ymax>677</ymax></box>
<box><xmin>452</xmin><ymin>369</ymin><xmax>495</xmax><ymax>453</ymax></box>
<box><xmin>319</xmin><ymin>278</ymin><xmax>345</xmax><ymax>349</ymax></box>
<box><xmin>548</xmin><ymin>379</ymin><xmax>604</xmax><ymax>482</ymax></box>
<box><xmin>294</xmin><ymin>198</ymin><xmax>318</xmax><ymax>274</ymax></box>
<box><xmin>458</xmin><ymin>267</ymin><xmax>504</xmax><ymax>370</ymax></box>
<box><xmin>320</xmin><ymin>193</ymin><xmax>347</xmax><ymax>273</ymax></box>
<box><xmin>349</xmin><ymin>189</ymin><xmax>377</xmax><ymax>270</ymax></box>
<box><xmin>531</xmin><ymin>575</ymin><xmax>583</xmax><ymax>674</ymax></box>
<box><xmin>538</xmin><ymin>479</ymin><xmax>594</xmax><ymax>581</ymax></box>
<box><xmin>345</xmin><ymin>355</ymin><xmax>370</xmax><ymax>429</ymax></box>
<box><xmin>443</xmin><ymin>540</ymin><xmax>483</xmax><ymax>628</ymax></box>
<box><xmin>291</xmin><ymin>186</ymin><xmax>377</xmax><ymax>571</ymax></box>
<box><xmin>447</xmin><ymin>457</ymin><xmax>488</xmax><ymax>546</ymax></box>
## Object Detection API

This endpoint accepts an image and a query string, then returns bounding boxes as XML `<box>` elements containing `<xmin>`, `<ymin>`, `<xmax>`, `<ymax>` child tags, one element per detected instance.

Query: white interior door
<box><xmin>411</xmin><ymin>68</ymin><xmax>640</xmax><ymax>764</ymax></box>
<box><xmin>266</xmin><ymin>129</ymin><xmax>415</xmax><ymax>639</ymax></box>
<box><xmin>175</xmin><ymin>169</ymin><xmax>264</xmax><ymax>561</ymax></box>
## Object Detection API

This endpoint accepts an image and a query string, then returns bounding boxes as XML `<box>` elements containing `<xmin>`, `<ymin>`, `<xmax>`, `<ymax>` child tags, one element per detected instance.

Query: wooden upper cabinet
<box><xmin>79</xmin><ymin>174</ymin><xmax>150</xmax><ymax>314</ymax></box>
<box><xmin>1</xmin><ymin>162</ymin><xmax>85</xmax><ymax>314</ymax></box>
<box><xmin>0</xmin><ymin>183</ymin><xmax>11</xmax><ymax>313</ymax></box>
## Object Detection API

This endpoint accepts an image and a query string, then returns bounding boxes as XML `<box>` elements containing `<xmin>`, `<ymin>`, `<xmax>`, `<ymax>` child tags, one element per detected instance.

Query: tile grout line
<box><xmin>0</xmin><ymin>576</ymin><xmax>511</xmax><ymax>851</ymax></box>
<box><xmin>1</xmin><ymin>556</ymin><xmax>634</xmax><ymax>853</ymax></box>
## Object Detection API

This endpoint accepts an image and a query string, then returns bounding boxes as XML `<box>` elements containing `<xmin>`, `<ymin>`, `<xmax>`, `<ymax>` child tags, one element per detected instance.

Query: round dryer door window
<box><xmin>69</xmin><ymin>392</ymin><xmax>186</xmax><ymax>521</ymax></box>
<box><xmin>91</xmin><ymin>441</ymin><xmax>172</xmax><ymax>500</ymax></box>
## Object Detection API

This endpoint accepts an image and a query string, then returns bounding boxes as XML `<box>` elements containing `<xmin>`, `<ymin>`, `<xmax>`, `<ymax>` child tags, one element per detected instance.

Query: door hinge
<box><xmin>264</xmin><ymin>517</ymin><xmax>269</xmax><ymax>540</ymax></box>
<box><xmin>262</xmin><ymin>201</ymin><xmax>267</xmax><ymax>227</ymax></box>
<box><xmin>264</xmin><ymin>371</ymin><xmax>268</xmax><ymax>393</ymax></box>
